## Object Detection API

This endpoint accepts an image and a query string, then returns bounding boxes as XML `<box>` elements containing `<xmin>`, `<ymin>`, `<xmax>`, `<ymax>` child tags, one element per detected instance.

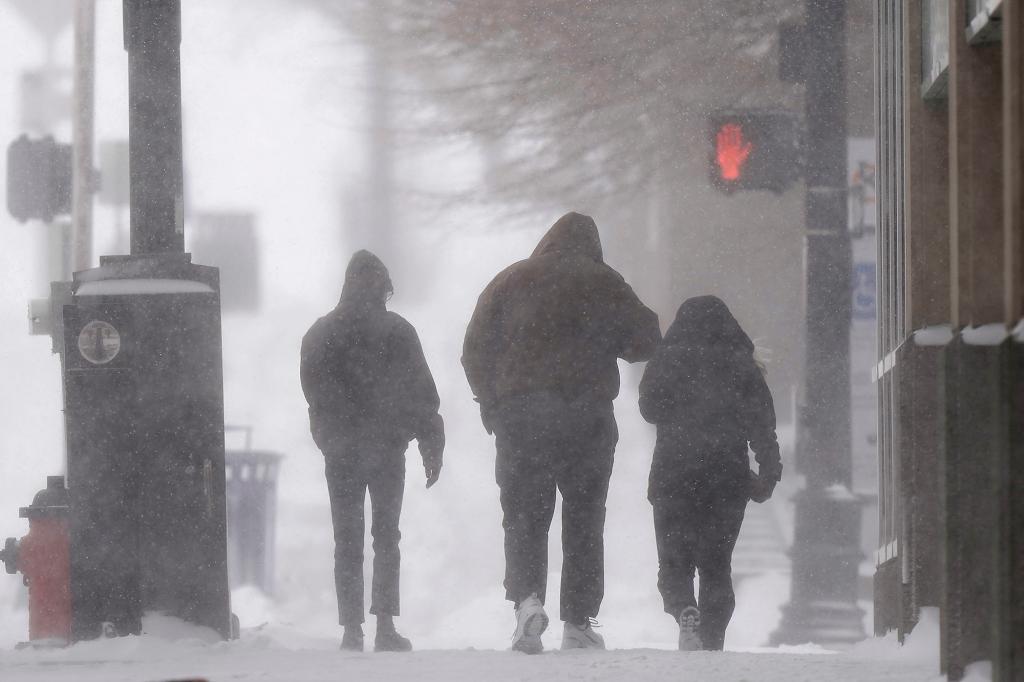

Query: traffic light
<box><xmin>6</xmin><ymin>134</ymin><xmax>72</xmax><ymax>223</ymax></box>
<box><xmin>709</xmin><ymin>110</ymin><xmax>800</xmax><ymax>194</ymax></box>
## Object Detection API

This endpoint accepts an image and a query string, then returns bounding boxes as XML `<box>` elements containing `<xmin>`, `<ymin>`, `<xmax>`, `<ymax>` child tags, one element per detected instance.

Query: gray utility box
<box><xmin>61</xmin><ymin>253</ymin><xmax>230</xmax><ymax>640</ymax></box>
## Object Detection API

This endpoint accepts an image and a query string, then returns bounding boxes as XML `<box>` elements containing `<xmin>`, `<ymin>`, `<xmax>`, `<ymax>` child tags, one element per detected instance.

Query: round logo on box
<box><xmin>78</xmin><ymin>320</ymin><xmax>121</xmax><ymax>365</ymax></box>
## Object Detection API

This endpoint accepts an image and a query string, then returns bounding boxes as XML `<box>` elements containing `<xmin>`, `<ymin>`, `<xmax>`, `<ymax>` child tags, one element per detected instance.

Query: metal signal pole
<box><xmin>771</xmin><ymin>0</ymin><xmax>865</xmax><ymax>646</ymax></box>
<box><xmin>124</xmin><ymin>0</ymin><xmax>185</xmax><ymax>254</ymax></box>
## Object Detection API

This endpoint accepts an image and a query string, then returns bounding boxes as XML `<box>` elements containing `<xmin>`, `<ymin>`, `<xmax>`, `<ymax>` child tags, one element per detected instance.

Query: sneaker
<box><xmin>340</xmin><ymin>626</ymin><xmax>364</xmax><ymax>652</ymax></box>
<box><xmin>677</xmin><ymin>606</ymin><xmax>703</xmax><ymax>651</ymax></box>
<box><xmin>561</xmin><ymin>618</ymin><xmax>606</xmax><ymax>650</ymax></box>
<box><xmin>511</xmin><ymin>593</ymin><xmax>548</xmax><ymax>654</ymax></box>
<box><xmin>374</xmin><ymin>627</ymin><xmax>412</xmax><ymax>653</ymax></box>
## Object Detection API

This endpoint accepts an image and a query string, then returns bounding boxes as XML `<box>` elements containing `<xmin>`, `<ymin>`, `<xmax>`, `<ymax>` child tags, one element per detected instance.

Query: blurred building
<box><xmin>873</xmin><ymin>1</ymin><xmax>1023</xmax><ymax>680</ymax></box>
<box><xmin>187</xmin><ymin>211</ymin><xmax>261</xmax><ymax>314</ymax></box>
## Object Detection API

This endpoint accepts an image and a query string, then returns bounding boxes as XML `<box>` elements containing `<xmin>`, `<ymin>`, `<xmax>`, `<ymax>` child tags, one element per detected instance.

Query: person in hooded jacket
<box><xmin>639</xmin><ymin>296</ymin><xmax>782</xmax><ymax>651</ymax></box>
<box><xmin>463</xmin><ymin>212</ymin><xmax>661</xmax><ymax>653</ymax></box>
<box><xmin>300</xmin><ymin>250</ymin><xmax>444</xmax><ymax>653</ymax></box>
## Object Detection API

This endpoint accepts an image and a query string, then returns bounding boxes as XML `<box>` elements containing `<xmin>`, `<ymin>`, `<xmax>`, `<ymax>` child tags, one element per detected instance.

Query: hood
<box><xmin>338</xmin><ymin>249</ymin><xmax>393</xmax><ymax>308</ymax></box>
<box><xmin>663</xmin><ymin>295</ymin><xmax>754</xmax><ymax>353</ymax></box>
<box><xmin>531</xmin><ymin>212</ymin><xmax>604</xmax><ymax>262</ymax></box>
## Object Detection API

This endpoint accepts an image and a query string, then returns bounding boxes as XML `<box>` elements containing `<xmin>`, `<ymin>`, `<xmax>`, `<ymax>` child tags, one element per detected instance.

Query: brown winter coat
<box><xmin>462</xmin><ymin>212</ymin><xmax>661</xmax><ymax>411</ymax></box>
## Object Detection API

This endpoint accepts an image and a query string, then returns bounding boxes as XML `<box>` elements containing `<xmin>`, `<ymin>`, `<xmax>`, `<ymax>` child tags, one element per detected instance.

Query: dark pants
<box><xmin>322</xmin><ymin>438</ymin><xmax>406</xmax><ymax>627</ymax></box>
<box><xmin>652</xmin><ymin>482</ymin><xmax>747</xmax><ymax>650</ymax></box>
<box><xmin>494</xmin><ymin>394</ymin><xmax>617</xmax><ymax>624</ymax></box>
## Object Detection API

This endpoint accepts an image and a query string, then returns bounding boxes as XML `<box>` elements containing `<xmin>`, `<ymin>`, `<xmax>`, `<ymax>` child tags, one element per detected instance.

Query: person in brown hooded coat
<box><xmin>463</xmin><ymin>212</ymin><xmax>661</xmax><ymax>653</ymax></box>
<box><xmin>639</xmin><ymin>295</ymin><xmax>782</xmax><ymax>651</ymax></box>
<box><xmin>301</xmin><ymin>250</ymin><xmax>444</xmax><ymax>653</ymax></box>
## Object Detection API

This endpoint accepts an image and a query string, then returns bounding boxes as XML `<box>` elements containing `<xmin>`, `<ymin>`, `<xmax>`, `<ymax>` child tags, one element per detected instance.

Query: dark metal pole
<box><xmin>357</xmin><ymin>0</ymin><xmax>395</xmax><ymax>261</ymax></box>
<box><xmin>124</xmin><ymin>0</ymin><xmax>184</xmax><ymax>255</ymax></box>
<box><xmin>772</xmin><ymin>0</ymin><xmax>865</xmax><ymax>646</ymax></box>
<box><xmin>72</xmin><ymin>0</ymin><xmax>96</xmax><ymax>272</ymax></box>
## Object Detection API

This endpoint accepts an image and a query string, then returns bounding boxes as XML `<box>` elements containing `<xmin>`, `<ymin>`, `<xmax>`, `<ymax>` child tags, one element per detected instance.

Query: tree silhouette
<box><xmin>318</xmin><ymin>0</ymin><xmax>801</xmax><ymax>212</ymax></box>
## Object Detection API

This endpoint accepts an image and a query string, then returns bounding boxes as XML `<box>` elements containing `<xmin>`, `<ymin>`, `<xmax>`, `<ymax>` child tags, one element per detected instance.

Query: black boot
<box><xmin>374</xmin><ymin>616</ymin><xmax>412</xmax><ymax>653</ymax></box>
<box><xmin>341</xmin><ymin>625</ymin><xmax>364</xmax><ymax>652</ymax></box>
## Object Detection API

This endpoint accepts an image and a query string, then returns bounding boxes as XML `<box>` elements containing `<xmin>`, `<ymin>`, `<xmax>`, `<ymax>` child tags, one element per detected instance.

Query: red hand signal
<box><xmin>716</xmin><ymin>123</ymin><xmax>753</xmax><ymax>181</ymax></box>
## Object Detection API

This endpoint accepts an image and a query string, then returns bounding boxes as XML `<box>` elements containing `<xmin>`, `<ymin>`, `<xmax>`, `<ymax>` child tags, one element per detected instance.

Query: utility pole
<box><xmin>345</xmin><ymin>0</ymin><xmax>397</xmax><ymax>266</ymax></box>
<box><xmin>71</xmin><ymin>0</ymin><xmax>95</xmax><ymax>272</ymax></box>
<box><xmin>772</xmin><ymin>0</ymin><xmax>865</xmax><ymax>646</ymax></box>
<box><xmin>367</xmin><ymin>0</ymin><xmax>394</xmax><ymax>261</ymax></box>
<box><xmin>6</xmin><ymin>0</ymin><xmax>73</xmax><ymax>294</ymax></box>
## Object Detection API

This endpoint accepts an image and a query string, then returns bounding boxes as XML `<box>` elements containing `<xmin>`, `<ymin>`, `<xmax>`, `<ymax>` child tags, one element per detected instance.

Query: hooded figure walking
<box><xmin>463</xmin><ymin>212</ymin><xmax>661</xmax><ymax>653</ymax></box>
<box><xmin>639</xmin><ymin>296</ymin><xmax>782</xmax><ymax>651</ymax></box>
<box><xmin>300</xmin><ymin>250</ymin><xmax>445</xmax><ymax>653</ymax></box>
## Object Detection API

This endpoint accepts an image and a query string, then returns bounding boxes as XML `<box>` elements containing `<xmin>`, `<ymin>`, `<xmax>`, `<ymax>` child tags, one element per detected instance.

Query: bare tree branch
<box><xmin>316</xmin><ymin>0</ymin><xmax>802</xmax><ymax>209</ymax></box>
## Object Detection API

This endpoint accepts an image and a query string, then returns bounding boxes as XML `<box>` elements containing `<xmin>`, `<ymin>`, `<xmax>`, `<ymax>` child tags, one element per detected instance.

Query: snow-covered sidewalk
<box><xmin>0</xmin><ymin>644</ymin><xmax>937</xmax><ymax>682</ymax></box>
<box><xmin>0</xmin><ymin>615</ymin><xmax>944</xmax><ymax>682</ymax></box>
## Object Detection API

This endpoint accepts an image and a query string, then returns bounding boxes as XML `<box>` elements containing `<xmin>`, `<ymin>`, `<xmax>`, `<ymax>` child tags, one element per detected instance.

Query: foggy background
<box><xmin>0</xmin><ymin>0</ymin><xmax>873</xmax><ymax>650</ymax></box>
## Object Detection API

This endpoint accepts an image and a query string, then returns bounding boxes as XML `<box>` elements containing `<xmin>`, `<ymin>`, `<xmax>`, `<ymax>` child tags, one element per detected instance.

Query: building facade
<box><xmin>874</xmin><ymin>1</ymin><xmax>1023</xmax><ymax>680</ymax></box>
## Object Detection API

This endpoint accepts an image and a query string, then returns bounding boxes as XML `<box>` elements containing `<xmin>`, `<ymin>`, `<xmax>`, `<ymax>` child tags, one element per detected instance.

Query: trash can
<box><xmin>224</xmin><ymin>431</ymin><xmax>282</xmax><ymax>596</ymax></box>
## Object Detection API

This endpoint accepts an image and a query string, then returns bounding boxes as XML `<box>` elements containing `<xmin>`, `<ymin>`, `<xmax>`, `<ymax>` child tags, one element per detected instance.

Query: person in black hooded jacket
<box><xmin>639</xmin><ymin>296</ymin><xmax>781</xmax><ymax>651</ymax></box>
<box><xmin>300</xmin><ymin>250</ymin><xmax>444</xmax><ymax>653</ymax></box>
<box><xmin>464</xmin><ymin>212</ymin><xmax>661</xmax><ymax>654</ymax></box>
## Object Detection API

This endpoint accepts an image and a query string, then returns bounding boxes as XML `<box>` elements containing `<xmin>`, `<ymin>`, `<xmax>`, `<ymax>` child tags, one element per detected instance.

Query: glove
<box><xmin>418</xmin><ymin>415</ymin><xmax>445</xmax><ymax>489</ymax></box>
<box><xmin>748</xmin><ymin>470</ymin><xmax>777</xmax><ymax>504</ymax></box>
<box><xmin>422</xmin><ymin>447</ymin><xmax>442</xmax><ymax>489</ymax></box>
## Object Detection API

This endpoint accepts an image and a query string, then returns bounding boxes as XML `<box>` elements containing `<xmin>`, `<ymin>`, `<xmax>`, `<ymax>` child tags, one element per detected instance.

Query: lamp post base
<box><xmin>771</xmin><ymin>599</ymin><xmax>866</xmax><ymax>647</ymax></box>
<box><xmin>770</xmin><ymin>485</ymin><xmax>867</xmax><ymax>647</ymax></box>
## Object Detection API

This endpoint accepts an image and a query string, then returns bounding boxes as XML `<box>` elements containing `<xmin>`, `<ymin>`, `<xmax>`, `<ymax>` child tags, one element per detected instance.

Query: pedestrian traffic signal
<box><xmin>6</xmin><ymin>135</ymin><xmax>72</xmax><ymax>223</ymax></box>
<box><xmin>709</xmin><ymin>110</ymin><xmax>799</xmax><ymax>194</ymax></box>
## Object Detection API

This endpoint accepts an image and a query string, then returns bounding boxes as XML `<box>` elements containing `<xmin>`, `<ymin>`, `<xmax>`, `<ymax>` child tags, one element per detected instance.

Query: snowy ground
<box><xmin>0</xmin><ymin>599</ymin><xmax>948</xmax><ymax>682</ymax></box>
<box><xmin>0</xmin><ymin>610</ymin><xmax>943</xmax><ymax>682</ymax></box>
<box><xmin>0</xmin><ymin>647</ymin><xmax>937</xmax><ymax>682</ymax></box>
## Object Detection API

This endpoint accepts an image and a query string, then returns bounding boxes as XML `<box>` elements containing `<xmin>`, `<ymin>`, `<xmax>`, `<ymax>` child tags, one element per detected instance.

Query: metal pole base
<box><xmin>771</xmin><ymin>485</ymin><xmax>867</xmax><ymax>647</ymax></box>
<box><xmin>771</xmin><ymin>599</ymin><xmax>866</xmax><ymax>647</ymax></box>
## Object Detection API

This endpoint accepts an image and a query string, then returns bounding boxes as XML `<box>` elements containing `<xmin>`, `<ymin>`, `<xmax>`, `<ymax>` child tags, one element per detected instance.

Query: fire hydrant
<box><xmin>0</xmin><ymin>476</ymin><xmax>71</xmax><ymax>645</ymax></box>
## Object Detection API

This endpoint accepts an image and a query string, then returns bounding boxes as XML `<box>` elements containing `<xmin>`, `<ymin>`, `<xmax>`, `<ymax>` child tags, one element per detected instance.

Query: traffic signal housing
<box><xmin>708</xmin><ymin>110</ymin><xmax>800</xmax><ymax>194</ymax></box>
<box><xmin>7</xmin><ymin>134</ymin><xmax>73</xmax><ymax>223</ymax></box>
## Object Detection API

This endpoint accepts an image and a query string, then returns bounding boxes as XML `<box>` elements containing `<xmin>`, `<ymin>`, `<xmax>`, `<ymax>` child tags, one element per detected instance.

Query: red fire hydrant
<box><xmin>1</xmin><ymin>476</ymin><xmax>71</xmax><ymax>645</ymax></box>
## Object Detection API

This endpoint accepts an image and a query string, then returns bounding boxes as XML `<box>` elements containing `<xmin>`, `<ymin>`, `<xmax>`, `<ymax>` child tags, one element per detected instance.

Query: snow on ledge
<box><xmin>824</xmin><ymin>483</ymin><xmax>858</xmax><ymax>502</ymax></box>
<box><xmin>76</xmin><ymin>279</ymin><xmax>215</xmax><ymax>296</ymax></box>
<box><xmin>963</xmin><ymin>661</ymin><xmax>994</xmax><ymax>681</ymax></box>
<box><xmin>913</xmin><ymin>325</ymin><xmax>954</xmax><ymax>346</ymax></box>
<box><xmin>961</xmin><ymin>323</ymin><xmax>1008</xmax><ymax>346</ymax></box>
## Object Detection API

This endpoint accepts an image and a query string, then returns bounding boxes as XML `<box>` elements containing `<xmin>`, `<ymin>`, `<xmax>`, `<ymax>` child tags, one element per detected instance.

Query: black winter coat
<box><xmin>639</xmin><ymin>296</ymin><xmax>781</xmax><ymax>502</ymax></box>
<box><xmin>301</xmin><ymin>251</ymin><xmax>441</xmax><ymax>453</ymax></box>
<box><xmin>463</xmin><ymin>212</ymin><xmax>661</xmax><ymax>409</ymax></box>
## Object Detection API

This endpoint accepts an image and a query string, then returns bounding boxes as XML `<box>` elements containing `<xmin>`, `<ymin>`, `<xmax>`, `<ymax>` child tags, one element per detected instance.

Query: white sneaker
<box><xmin>561</xmin><ymin>619</ymin><xmax>606</xmax><ymax>650</ymax></box>
<box><xmin>678</xmin><ymin>606</ymin><xmax>703</xmax><ymax>651</ymax></box>
<box><xmin>511</xmin><ymin>594</ymin><xmax>548</xmax><ymax>654</ymax></box>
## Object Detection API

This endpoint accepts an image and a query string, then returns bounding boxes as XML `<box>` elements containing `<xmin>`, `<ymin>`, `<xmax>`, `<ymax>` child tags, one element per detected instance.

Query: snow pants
<box><xmin>493</xmin><ymin>394</ymin><xmax>617</xmax><ymax>624</ymax></box>
<box><xmin>652</xmin><ymin>484</ymin><xmax>747</xmax><ymax>650</ymax></box>
<box><xmin>322</xmin><ymin>442</ymin><xmax>406</xmax><ymax>627</ymax></box>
